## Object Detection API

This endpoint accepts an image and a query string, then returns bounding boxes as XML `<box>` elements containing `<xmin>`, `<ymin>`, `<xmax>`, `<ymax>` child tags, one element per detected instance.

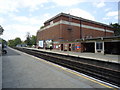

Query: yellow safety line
<box><xmin>11</xmin><ymin>48</ymin><xmax>115</xmax><ymax>89</ymax></box>
<box><xmin>31</xmin><ymin>55</ymin><xmax>114</xmax><ymax>89</ymax></box>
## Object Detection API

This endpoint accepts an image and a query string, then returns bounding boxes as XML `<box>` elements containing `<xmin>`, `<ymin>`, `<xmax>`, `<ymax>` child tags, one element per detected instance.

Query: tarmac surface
<box><xmin>2</xmin><ymin>47</ymin><xmax>118</xmax><ymax>88</ymax></box>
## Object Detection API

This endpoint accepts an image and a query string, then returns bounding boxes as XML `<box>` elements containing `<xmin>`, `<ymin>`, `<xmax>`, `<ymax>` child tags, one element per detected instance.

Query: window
<box><xmin>96</xmin><ymin>42</ymin><xmax>102</xmax><ymax>50</ymax></box>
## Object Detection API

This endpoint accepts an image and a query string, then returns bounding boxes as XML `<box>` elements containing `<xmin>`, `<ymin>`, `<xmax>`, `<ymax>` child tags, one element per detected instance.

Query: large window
<box><xmin>96</xmin><ymin>42</ymin><xmax>103</xmax><ymax>50</ymax></box>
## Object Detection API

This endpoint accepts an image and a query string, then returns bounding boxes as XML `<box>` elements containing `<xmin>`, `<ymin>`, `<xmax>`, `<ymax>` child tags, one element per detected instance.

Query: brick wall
<box><xmin>37</xmin><ymin>14</ymin><xmax>114</xmax><ymax>43</ymax></box>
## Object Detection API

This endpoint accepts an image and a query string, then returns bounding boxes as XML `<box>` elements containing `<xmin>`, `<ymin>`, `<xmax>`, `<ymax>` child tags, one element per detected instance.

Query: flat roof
<box><xmin>44</xmin><ymin>13</ymin><xmax>113</xmax><ymax>28</ymax></box>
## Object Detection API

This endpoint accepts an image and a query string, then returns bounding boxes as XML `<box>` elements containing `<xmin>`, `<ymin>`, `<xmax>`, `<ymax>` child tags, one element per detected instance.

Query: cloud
<box><xmin>103</xmin><ymin>17</ymin><xmax>109</xmax><ymax>20</ymax></box>
<box><xmin>0</xmin><ymin>0</ymin><xmax>18</xmax><ymax>13</ymax></box>
<box><xmin>43</xmin><ymin>13</ymin><xmax>56</xmax><ymax>21</ymax></box>
<box><xmin>1</xmin><ymin>13</ymin><xmax>55</xmax><ymax>41</ymax></box>
<box><xmin>93</xmin><ymin>1</ymin><xmax>105</xmax><ymax>8</ymax></box>
<box><xmin>12</xmin><ymin>16</ymin><xmax>41</xmax><ymax>25</ymax></box>
<box><xmin>51</xmin><ymin>0</ymin><xmax>119</xmax><ymax>6</ymax></box>
<box><xmin>2</xmin><ymin>24</ymin><xmax>39</xmax><ymax>41</ymax></box>
<box><xmin>66</xmin><ymin>8</ymin><xmax>95</xmax><ymax>21</ymax></box>
<box><xmin>45</xmin><ymin>5</ymin><xmax>56</xmax><ymax>10</ymax></box>
<box><xmin>9</xmin><ymin>13</ymin><xmax>52</xmax><ymax>26</ymax></box>
<box><xmin>0</xmin><ymin>0</ymin><xmax>48</xmax><ymax>14</ymax></box>
<box><xmin>51</xmin><ymin>0</ymin><xmax>85</xmax><ymax>6</ymax></box>
<box><xmin>105</xmin><ymin>8</ymin><xmax>111</xmax><ymax>12</ymax></box>
<box><xmin>114</xmin><ymin>16</ymin><xmax>118</xmax><ymax>20</ymax></box>
<box><xmin>0</xmin><ymin>17</ymin><xmax>5</xmax><ymax>24</ymax></box>
<box><xmin>13</xmin><ymin>16</ymin><xmax>29</xmax><ymax>23</ymax></box>
<box><xmin>106</xmin><ymin>11</ymin><xmax>118</xmax><ymax>20</ymax></box>
<box><xmin>106</xmin><ymin>11</ymin><xmax>118</xmax><ymax>16</ymax></box>
<box><xmin>92</xmin><ymin>0</ymin><xmax>118</xmax><ymax>2</ymax></box>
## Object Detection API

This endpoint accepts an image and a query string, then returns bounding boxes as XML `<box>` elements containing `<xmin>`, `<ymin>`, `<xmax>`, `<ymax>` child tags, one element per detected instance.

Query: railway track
<box><xmin>13</xmin><ymin>47</ymin><xmax>120</xmax><ymax>87</ymax></box>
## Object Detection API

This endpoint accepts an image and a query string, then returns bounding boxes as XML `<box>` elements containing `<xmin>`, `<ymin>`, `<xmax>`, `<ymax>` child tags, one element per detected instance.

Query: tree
<box><xmin>8</xmin><ymin>37</ymin><xmax>22</xmax><ymax>47</ymax></box>
<box><xmin>110</xmin><ymin>23</ymin><xmax>120</xmax><ymax>36</ymax></box>
<box><xmin>14</xmin><ymin>37</ymin><xmax>22</xmax><ymax>46</ymax></box>
<box><xmin>40</xmin><ymin>26</ymin><xmax>45</xmax><ymax>29</ymax></box>
<box><xmin>8</xmin><ymin>40</ymin><xmax>15</xmax><ymax>47</ymax></box>
<box><xmin>1</xmin><ymin>39</ymin><xmax>7</xmax><ymax>45</ymax></box>
<box><xmin>31</xmin><ymin>35</ymin><xmax>36</xmax><ymax>45</ymax></box>
<box><xmin>25</xmin><ymin>32</ymin><xmax>32</xmax><ymax>46</ymax></box>
<box><xmin>24</xmin><ymin>32</ymin><xmax>37</xmax><ymax>47</ymax></box>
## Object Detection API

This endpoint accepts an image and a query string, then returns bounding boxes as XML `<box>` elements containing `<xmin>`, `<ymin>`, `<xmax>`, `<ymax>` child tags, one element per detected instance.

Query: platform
<box><xmin>2</xmin><ymin>47</ymin><xmax>118</xmax><ymax>88</ymax></box>
<box><xmin>28</xmin><ymin>47</ymin><xmax>120</xmax><ymax>64</ymax></box>
<box><xmin>0</xmin><ymin>51</ymin><xmax>2</xmax><ymax>90</ymax></box>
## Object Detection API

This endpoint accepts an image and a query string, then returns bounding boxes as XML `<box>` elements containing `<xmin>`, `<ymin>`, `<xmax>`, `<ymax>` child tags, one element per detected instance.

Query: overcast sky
<box><xmin>0</xmin><ymin>0</ymin><xmax>119</xmax><ymax>41</ymax></box>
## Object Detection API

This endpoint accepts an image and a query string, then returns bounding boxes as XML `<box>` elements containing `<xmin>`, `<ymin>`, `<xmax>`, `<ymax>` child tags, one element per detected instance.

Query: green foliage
<box><xmin>24</xmin><ymin>32</ymin><xmax>36</xmax><ymax>47</ymax></box>
<box><xmin>7</xmin><ymin>32</ymin><xmax>36</xmax><ymax>47</ymax></box>
<box><xmin>25</xmin><ymin>32</ymin><xmax>32</xmax><ymax>46</ymax></box>
<box><xmin>14</xmin><ymin>37</ymin><xmax>22</xmax><ymax>46</ymax></box>
<box><xmin>110</xmin><ymin>23</ymin><xmax>120</xmax><ymax>36</ymax></box>
<box><xmin>31</xmin><ymin>35</ymin><xmax>36</xmax><ymax>45</ymax></box>
<box><xmin>40</xmin><ymin>26</ymin><xmax>45</xmax><ymax>29</ymax></box>
<box><xmin>2</xmin><ymin>39</ymin><xmax>7</xmax><ymax>44</ymax></box>
<box><xmin>8</xmin><ymin>37</ymin><xmax>22</xmax><ymax>47</ymax></box>
<box><xmin>8</xmin><ymin>40</ymin><xmax>15</xmax><ymax>47</ymax></box>
<box><xmin>0</xmin><ymin>39</ymin><xmax>7</xmax><ymax>45</ymax></box>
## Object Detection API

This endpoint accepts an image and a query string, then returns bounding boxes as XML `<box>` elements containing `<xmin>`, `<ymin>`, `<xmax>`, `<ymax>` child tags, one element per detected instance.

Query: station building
<box><xmin>37</xmin><ymin>13</ymin><xmax>120</xmax><ymax>55</ymax></box>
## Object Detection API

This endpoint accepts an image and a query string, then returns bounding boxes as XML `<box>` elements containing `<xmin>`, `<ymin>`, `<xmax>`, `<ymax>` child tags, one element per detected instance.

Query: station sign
<box><xmin>39</xmin><ymin>40</ymin><xmax>44</xmax><ymax>48</ymax></box>
<box><xmin>76</xmin><ymin>45</ymin><xmax>81</xmax><ymax>50</ymax></box>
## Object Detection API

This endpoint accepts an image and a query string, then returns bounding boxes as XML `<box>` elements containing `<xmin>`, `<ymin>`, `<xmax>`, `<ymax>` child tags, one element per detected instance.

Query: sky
<box><xmin>0</xmin><ymin>0</ymin><xmax>119</xmax><ymax>41</ymax></box>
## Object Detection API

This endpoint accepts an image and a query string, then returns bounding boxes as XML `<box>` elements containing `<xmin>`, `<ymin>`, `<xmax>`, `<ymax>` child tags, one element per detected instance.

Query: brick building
<box><xmin>37</xmin><ymin>13</ymin><xmax>114</xmax><ymax>42</ymax></box>
<box><xmin>36</xmin><ymin>13</ymin><xmax>117</xmax><ymax>54</ymax></box>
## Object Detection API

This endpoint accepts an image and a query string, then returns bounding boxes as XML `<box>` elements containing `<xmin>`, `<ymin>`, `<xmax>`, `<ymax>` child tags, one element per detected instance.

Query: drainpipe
<box><xmin>80</xmin><ymin>18</ymin><xmax>82</xmax><ymax>39</ymax></box>
<box><xmin>79</xmin><ymin>18</ymin><xmax>83</xmax><ymax>53</ymax></box>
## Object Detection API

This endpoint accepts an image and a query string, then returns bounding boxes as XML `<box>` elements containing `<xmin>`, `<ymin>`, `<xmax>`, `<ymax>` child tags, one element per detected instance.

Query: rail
<box><xmin>13</xmin><ymin>47</ymin><xmax>120</xmax><ymax>87</ymax></box>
